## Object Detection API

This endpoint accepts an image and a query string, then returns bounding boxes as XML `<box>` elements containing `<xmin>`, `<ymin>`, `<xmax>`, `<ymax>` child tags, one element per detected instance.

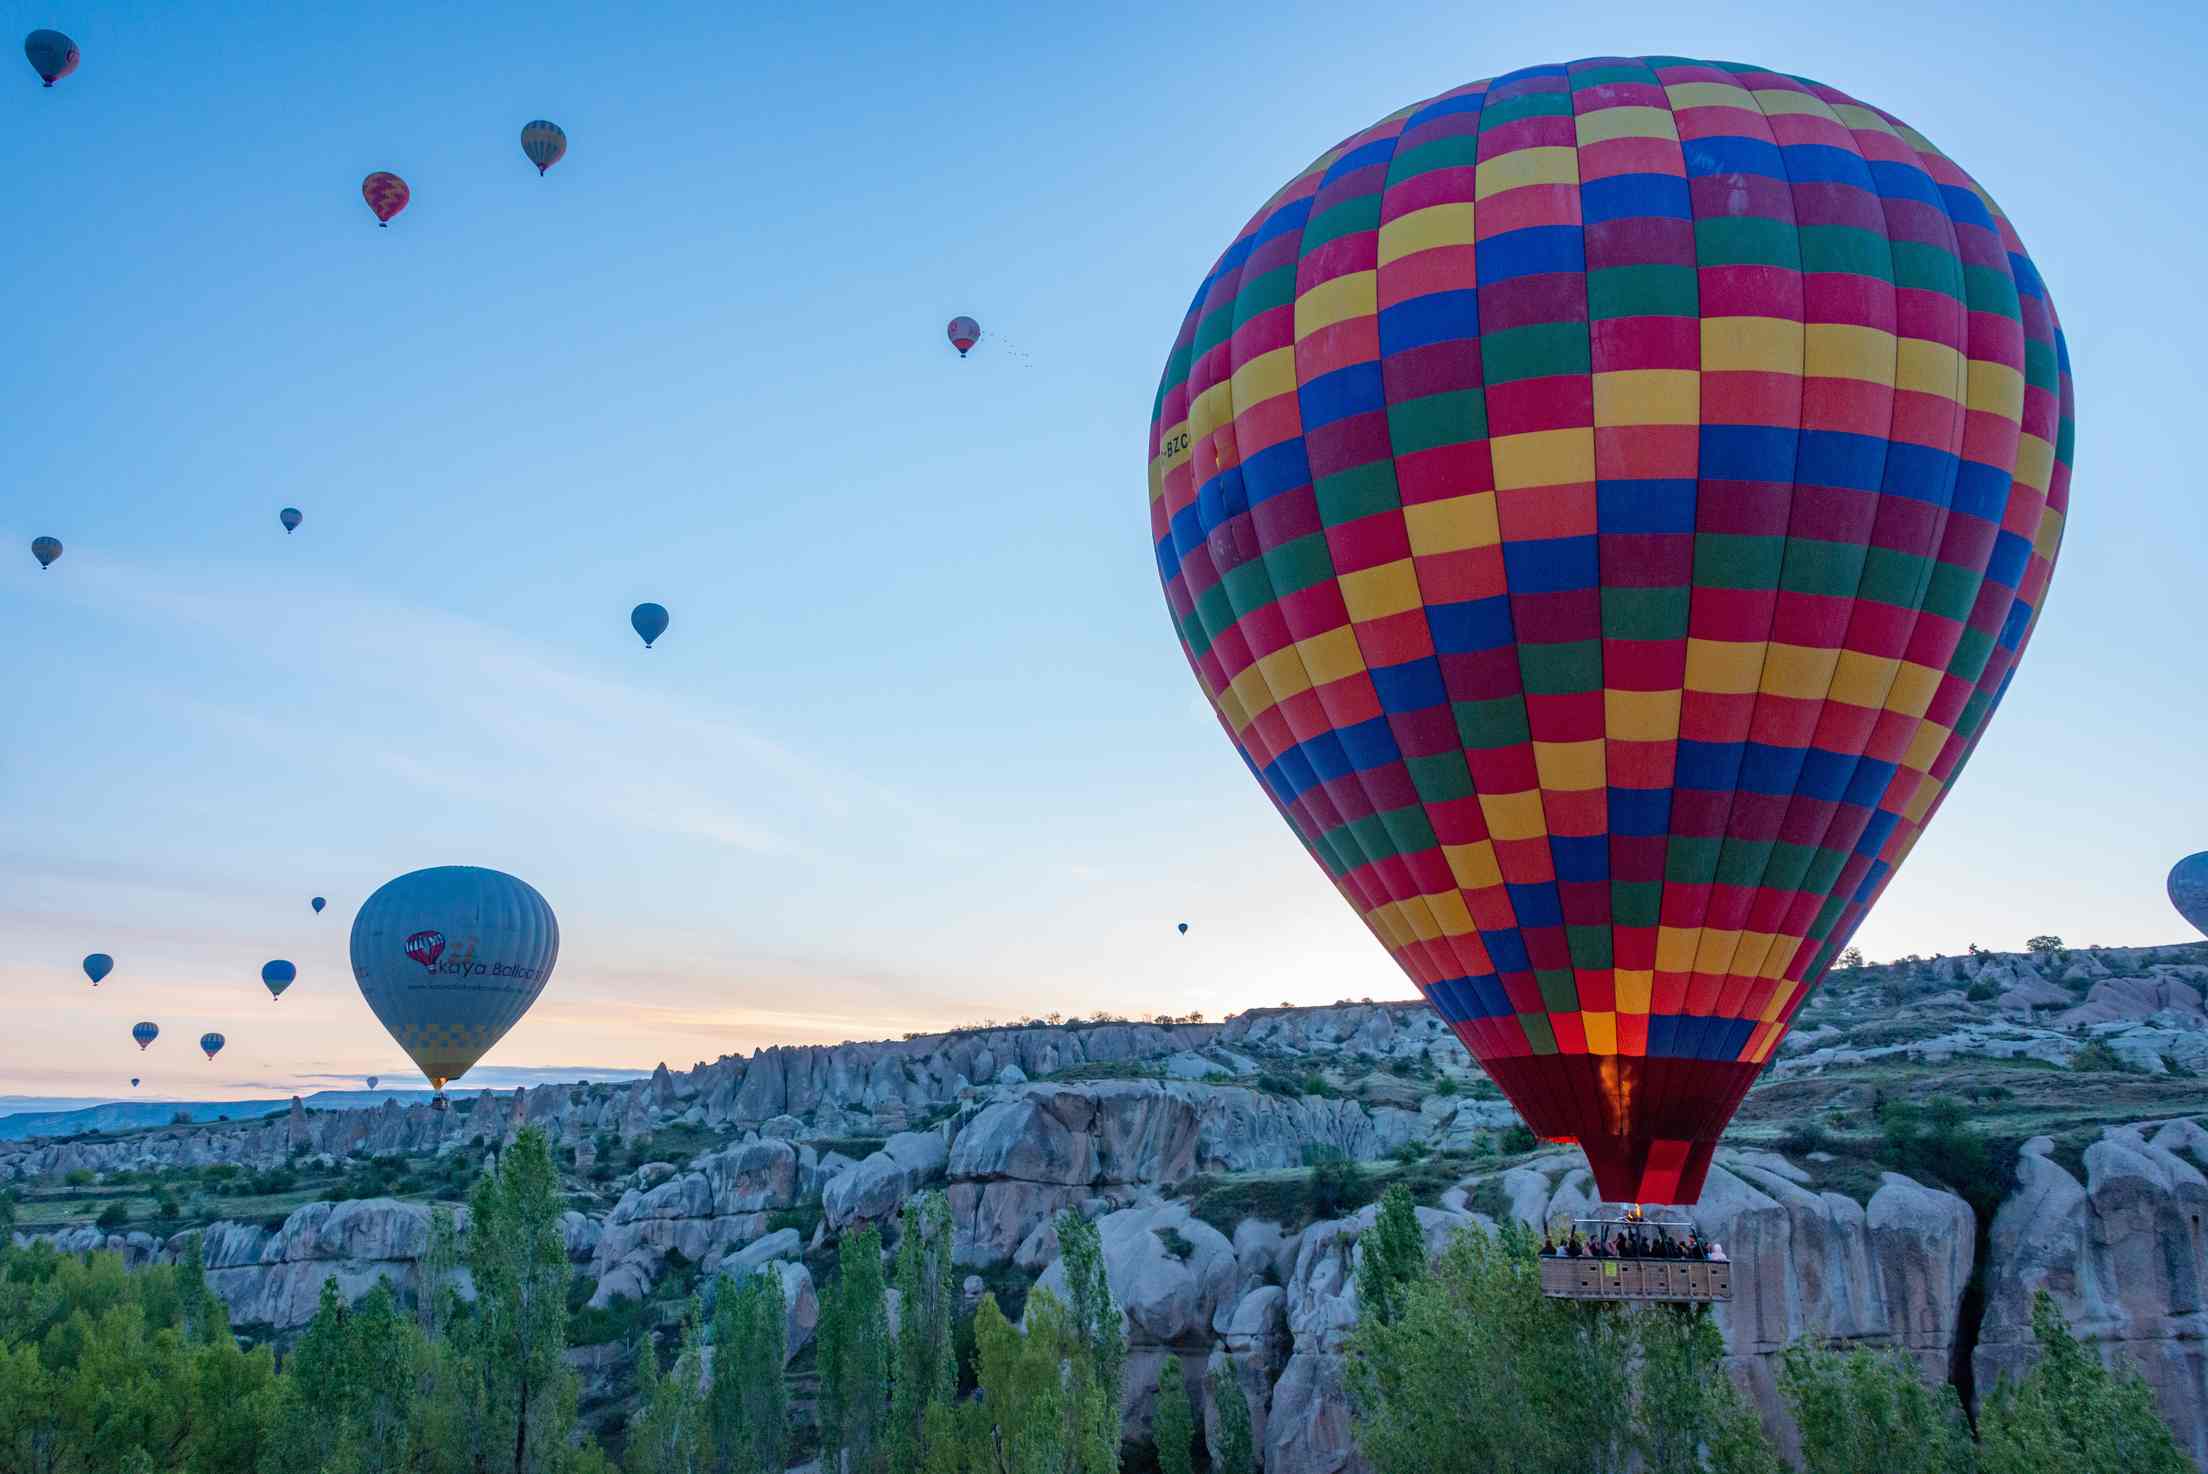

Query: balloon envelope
<box><xmin>521</xmin><ymin>119</ymin><xmax>567</xmax><ymax>174</ymax></box>
<box><xmin>261</xmin><ymin>959</ymin><xmax>297</xmax><ymax>1000</ymax></box>
<box><xmin>199</xmin><ymin>1032</ymin><xmax>225</xmax><ymax>1060</ymax></box>
<box><xmin>349</xmin><ymin>865</ymin><xmax>559</xmax><ymax>1092</ymax></box>
<box><xmin>312</xmin><ymin>896</ymin><xmax>326</xmax><ymax>913</ymax></box>
<box><xmin>2171</xmin><ymin>855</ymin><xmax>2208</xmax><ymax>939</ymax></box>
<box><xmin>31</xmin><ymin>537</ymin><xmax>61</xmax><ymax>569</ymax></box>
<box><xmin>1147</xmin><ymin>56</ymin><xmax>2073</xmax><ymax>1205</ymax></box>
<box><xmin>1178</xmin><ymin>922</ymin><xmax>1189</xmax><ymax>935</ymax></box>
<box><xmin>132</xmin><ymin>1021</ymin><xmax>159</xmax><ymax>1050</ymax></box>
<box><xmin>946</xmin><ymin>316</ymin><xmax>980</xmax><ymax>356</ymax></box>
<box><xmin>366</xmin><ymin>1075</ymin><xmax>379</xmax><ymax>1090</ymax></box>
<box><xmin>131</xmin><ymin>1078</ymin><xmax>140</xmax><ymax>1088</ymax></box>
<box><xmin>281</xmin><ymin>507</ymin><xmax>302</xmax><ymax>533</ymax></box>
<box><xmin>631</xmin><ymin>602</ymin><xmax>669</xmax><ymax>648</ymax></box>
<box><xmin>24</xmin><ymin>29</ymin><xmax>78</xmax><ymax>86</ymax></box>
<box><xmin>362</xmin><ymin>172</ymin><xmax>410</xmax><ymax>225</ymax></box>
<box><xmin>83</xmin><ymin>953</ymin><xmax>112</xmax><ymax>985</ymax></box>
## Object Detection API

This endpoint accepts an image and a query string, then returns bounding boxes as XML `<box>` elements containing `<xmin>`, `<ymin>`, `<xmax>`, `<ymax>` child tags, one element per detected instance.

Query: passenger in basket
<box><xmin>1708</xmin><ymin>1241</ymin><xmax>1728</xmax><ymax>1262</ymax></box>
<box><xmin>1541</xmin><ymin>1234</ymin><xmax>1557</xmax><ymax>1257</ymax></box>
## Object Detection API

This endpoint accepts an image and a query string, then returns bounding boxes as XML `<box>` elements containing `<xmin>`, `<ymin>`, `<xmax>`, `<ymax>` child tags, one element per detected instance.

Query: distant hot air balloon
<box><xmin>946</xmin><ymin>316</ymin><xmax>980</xmax><ymax>357</ymax></box>
<box><xmin>351</xmin><ymin>865</ymin><xmax>559</xmax><ymax>1109</ymax></box>
<box><xmin>130</xmin><ymin>1077</ymin><xmax>140</xmax><ymax>1088</ymax></box>
<box><xmin>199</xmin><ymin>1032</ymin><xmax>225</xmax><ymax>1061</ymax></box>
<box><xmin>366</xmin><ymin>1075</ymin><xmax>380</xmax><ymax>1090</ymax></box>
<box><xmin>2171</xmin><ymin>855</ymin><xmax>2208</xmax><ymax>939</ymax></box>
<box><xmin>362</xmin><ymin>171</ymin><xmax>410</xmax><ymax>226</ymax></box>
<box><xmin>281</xmin><ymin>507</ymin><xmax>302</xmax><ymax>534</ymax></box>
<box><xmin>312</xmin><ymin>896</ymin><xmax>327</xmax><ymax>914</ymax></box>
<box><xmin>521</xmin><ymin>120</ymin><xmax>567</xmax><ymax>175</ymax></box>
<box><xmin>24</xmin><ymin>29</ymin><xmax>78</xmax><ymax>87</ymax></box>
<box><xmin>1147</xmin><ymin>56</ymin><xmax>2074</xmax><ymax>1206</ymax></box>
<box><xmin>132</xmin><ymin>1021</ymin><xmax>158</xmax><ymax>1050</ymax></box>
<box><xmin>261</xmin><ymin>959</ymin><xmax>297</xmax><ymax>1001</ymax></box>
<box><xmin>1178</xmin><ymin>922</ymin><xmax>1189</xmax><ymax>935</ymax></box>
<box><xmin>32</xmin><ymin>536</ymin><xmax>62</xmax><ymax>569</ymax></box>
<box><xmin>83</xmin><ymin>953</ymin><xmax>112</xmax><ymax>986</ymax></box>
<box><xmin>631</xmin><ymin>603</ymin><xmax>669</xmax><ymax>649</ymax></box>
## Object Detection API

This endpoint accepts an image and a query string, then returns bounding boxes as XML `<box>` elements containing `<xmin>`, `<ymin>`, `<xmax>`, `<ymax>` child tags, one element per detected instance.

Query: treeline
<box><xmin>0</xmin><ymin>1133</ymin><xmax>2193</xmax><ymax>1473</ymax></box>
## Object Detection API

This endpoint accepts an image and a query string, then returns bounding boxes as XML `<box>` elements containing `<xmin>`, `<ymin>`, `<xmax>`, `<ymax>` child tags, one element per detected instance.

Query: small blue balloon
<box><xmin>631</xmin><ymin>602</ymin><xmax>669</xmax><ymax>649</ymax></box>
<box><xmin>311</xmin><ymin>896</ymin><xmax>326</xmax><ymax>913</ymax></box>
<box><xmin>83</xmin><ymin>953</ymin><xmax>113</xmax><ymax>985</ymax></box>
<box><xmin>262</xmin><ymin>959</ymin><xmax>297</xmax><ymax>1000</ymax></box>
<box><xmin>1177</xmin><ymin>922</ymin><xmax>1189</xmax><ymax>935</ymax></box>
<box><xmin>280</xmin><ymin>507</ymin><xmax>302</xmax><ymax>534</ymax></box>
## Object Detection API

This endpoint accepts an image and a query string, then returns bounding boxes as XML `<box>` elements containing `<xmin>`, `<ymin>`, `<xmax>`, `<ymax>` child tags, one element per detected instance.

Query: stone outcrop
<box><xmin>1979</xmin><ymin>1120</ymin><xmax>2208</xmax><ymax>1465</ymax></box>
<box><xmin>587</xmin><ymin>1138</ymin><xmax>800</xmax><ymax>1307</ymax></box>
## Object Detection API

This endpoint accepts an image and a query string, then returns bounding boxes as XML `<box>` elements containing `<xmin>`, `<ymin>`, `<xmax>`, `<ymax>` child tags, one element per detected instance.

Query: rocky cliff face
<box><xmin>1977</xmin><ymin>1119</ymin><xmax>2208</xmax><ymax>1466</ymax></box>
<box><xmin>21</xmin><ymin>982</ymin><xmax>2208</xmax><ymax>1470</ymax></box>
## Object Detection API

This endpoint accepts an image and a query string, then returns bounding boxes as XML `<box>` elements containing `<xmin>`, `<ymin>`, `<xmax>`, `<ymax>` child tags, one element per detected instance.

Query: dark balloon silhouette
<box><xmin>24</xmin><ymin>30</ymin><xmax>78</xmax><ymax>87</ymax></box>
<box><xmin>83</xmin><ymin>953</ymin><xmax>112</xmax><ymax>986</ymax></box>
<box><xmin>522</xmin><ymin>120</ymin><xmax>567</xmax><ymax>175</ymax></box>
<box><xmin>281</xmin><ymin>507</ymin><xmax>302</xmax><ymax>534</ymax></box>
<box><xmin>631</xmin><ymin>603</ymin><xmax>669</xmax><ymax>649</ymax></box>
<box><xmin>32</xmin><ymin>537</ymin><xmax>61</xmax><ymax>569</ymax></box>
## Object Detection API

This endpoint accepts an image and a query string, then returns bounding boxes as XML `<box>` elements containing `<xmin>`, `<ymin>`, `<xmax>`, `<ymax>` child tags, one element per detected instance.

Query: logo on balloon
<box><xmin>404</xmin><ymin>930</ymin><xmax>447</xmax><ymax>970</ymax></box>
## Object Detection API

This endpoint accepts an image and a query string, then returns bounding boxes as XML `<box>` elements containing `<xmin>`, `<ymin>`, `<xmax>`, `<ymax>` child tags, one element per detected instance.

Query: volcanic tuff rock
<box><xmin>1977</xmin><ymin>1120</ymin><xmax>2208</xmax><ymax>1465</ymax></box>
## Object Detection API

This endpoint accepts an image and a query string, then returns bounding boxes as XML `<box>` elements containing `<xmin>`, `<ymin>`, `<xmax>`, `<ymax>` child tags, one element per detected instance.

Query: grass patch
<box><xmin>810</xmin><ymin>1137</ymin><xmax>889</xmax><ymax>1161</ymax></box>
<box><xmin>1044</xmin><ymin>1061</ymin><xmax>1164</xmax><ymax>1085</ymax></box>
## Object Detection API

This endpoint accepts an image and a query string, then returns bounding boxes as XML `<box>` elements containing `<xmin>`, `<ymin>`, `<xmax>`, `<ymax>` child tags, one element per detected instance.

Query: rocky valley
<box><xmin>11</xmin><ymin>939</ymin><xmax>2208</xmax><ymax>1470</ymax></box>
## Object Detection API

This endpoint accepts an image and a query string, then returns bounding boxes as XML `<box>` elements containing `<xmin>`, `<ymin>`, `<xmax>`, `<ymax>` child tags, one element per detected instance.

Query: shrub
<box><xmin>63</xmin><ymin>1169</ymin><xmax>94</xmax><ymax>1188</ymax></box>
<box><xmin>1392</xmin><ymin>1140</ymin><xmax>1431</xmax><ymax>1165</ymax></box>
<box><xmin>2070</xmin><ymin>1039</ymin><xmax>2132</xmax><ymax>1074</ymax></box>
<box><xmin>1153</xmin><ymin>1226</ymin><xmax>1197</xmax><ymax>1262</ymax></box>
<box><xmin>1431</xmin><ymin>1076</ymin><xmax>1460</xmax><ymax>1097</ymax></box>
<box><xmin>95</xmin><ymin>1200</ymin><xmax>131</xmax><ymax>1230</ymax></box>
<box><xmin>1308</xmin><ymin>1157</ymin><xmax>1372</xmax><ymax>1220</ymax></box>
<box><xmin>1779</xmin><ymin>1121</ymin><xmax>1833</xmax><ymax>1157</ymax></box>
<box><xmin>1966</xmin><ymin>980</ymin><xmax>1999</xmax><ymax>1002</ymax></box>
<box><xmin>1500</xmin><ymin>1124</ymin><xmax>1537</xmax><ymax>1155</ymax></box>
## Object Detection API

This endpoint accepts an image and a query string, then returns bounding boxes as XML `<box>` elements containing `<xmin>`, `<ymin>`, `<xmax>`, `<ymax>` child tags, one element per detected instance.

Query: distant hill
<box><xmin>0</xmin><ymin>1090</ymin><xmax>437</xmax><ymax>1141</ymax></box>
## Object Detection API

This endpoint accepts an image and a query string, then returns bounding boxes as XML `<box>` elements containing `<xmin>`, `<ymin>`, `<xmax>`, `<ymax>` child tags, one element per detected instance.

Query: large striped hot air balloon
<box><xmin>350</xmin><ymin>866</ymin><xmax>558</xmax><ymax>1109</ymax></box>
<box><xmin>1147</xmin><ymin>56</ymin><xmax>2073</xmax><ymax>1205</ymax></box>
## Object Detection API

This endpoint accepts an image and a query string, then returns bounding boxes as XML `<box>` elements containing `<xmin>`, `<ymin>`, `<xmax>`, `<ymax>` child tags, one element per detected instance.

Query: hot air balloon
<box><xmin>31</xmin><ymin>536</ymin><xmax>61</xmax><ymax>569</ymax></box>
<box><xmin>366</xmin><ymin>1075</ymin><xmax>380</xmax><ymax>1090</ymax></box>
<box><xmin>363</xmin><ymin>171</ymin><xmax>410</xmax><ymax>227</ymax></box>
<box><xmin>83</xmin><ymin>953</ymin><xmax>112</xmax><ymax>986</ymax></box>
<box><xmin>132</xmin><ymin>1021</ymin><xmax>159</xmax><ymax>1050</ymax></box>
<box><xmin>200</xmin><ymin>1032</ymin><xmax>225</xmax><ymax>1061</ymax></box>
<box><xmin>631</xmin><ymin>603</ymin><xmax>669</xmax><ymax>649</ymax></box>
<box><xmin>521</xmin><ymin>120</ymin><xmax>567</xmax><ymax>174</ymax></box>
<box><xmin>130</xmin><ymin>1077</ymin><xmax>140</xmax><ymax>1088</ymax></box>
<box><xmin>1178</xmin><ymin>922</ymin><xmax>1189</xmax><ymax>935</ymax></box>
<box><xmin>1147</xmin><ymin>57</ymin><xmax>2073</xmax><ymax>1206</ymax></box>
<box><xmin>24</xmin><ymin>29</ymin><xmax>78</xmax><ymax>86</ymax></box>
<box><xmin>281</xmin><ymin>507</ymin><xmax>302</xmax><ymax>534</ymax></box>
<box><xmin>2171</xmin><ymin>855</ymin><xmax>2208</xmax><ymax>939</ymax></box>
<box><xmin>261</xmin><ymin>959</ymin><xmax>297</xmax><ymax>1001</ymax></box>
<box><xmin>946</xmin><ymin>317</ymin><xmax>981</xmax><ymax>357</ymax></box>
<box><xmin>350</xmin><ymin>865</ymin><xmax>559</xmax><ymax>1110</ymax></box>
<box><xmin>312</xmin><ymin>896</ymin><xmax>326</xmax><ymax>914</ymax></box>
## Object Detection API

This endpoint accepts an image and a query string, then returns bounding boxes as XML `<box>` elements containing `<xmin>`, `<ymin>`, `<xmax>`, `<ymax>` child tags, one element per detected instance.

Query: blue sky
<box><xmin>4</xmin><ymin>1</ymin><xmax>2203</xmax><ymax>1099</ymax></box>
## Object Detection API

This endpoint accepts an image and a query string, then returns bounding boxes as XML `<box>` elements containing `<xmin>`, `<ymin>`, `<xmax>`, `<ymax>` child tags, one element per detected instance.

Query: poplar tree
<box><xmin>464</xmin><ymin>1126</ymin><xmax>586</xmax><ymax>1474</ymax></box>
<box><xmin>817</xmin><ymin>1225</ymin><xmax>890</xmax><ymax>1473</ymax></box>
<box><xmin>889</xmin><ymin>1192</ymin><xmax>958</xmax><ymax>1473</ymax></box>
<box><xmin>709</xmin><ymin>1267</ymin><xmax>789</xmax><ymax>1474</ymax></box>
<box><xmin>1152</xmin><ymin>1356</ymin><xmax>1194</xmax><ymax>1474</ymax></box>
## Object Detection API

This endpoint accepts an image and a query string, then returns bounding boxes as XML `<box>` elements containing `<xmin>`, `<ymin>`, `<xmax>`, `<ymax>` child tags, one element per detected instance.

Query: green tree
<box><xmin>1638</xmin><ymin>1308</ymin><xmax>1780</xmax><ymax>1474</ymax></box>
<box><xmin>1348</xmin><ymin>1220</ymin><xmax>1637</xmax><ymax>1474</ymax></box>
<box><xmin>890</xmin><ymin>1191</ymin><xmax>958</xmax><ymax>1473</ymax></box>
<box><xmin>464</xmin><ymin>1127</ymin><xmax>587</xmax><ymax>1474</ymax></box>
<box><xmin>1355</xmin><ymin>1185</ymin><xmax>1426</xmax><ymax>1328</ymax></box>
<box><xmin>708</xmin><ymin>1267</ymin><xmax>788</xmax><ymax>1474</ymax></box>
<box><xmin>1055</xmin><ymin>1210</ymin><xmax>1126</xmax><ymax>1473</ymax></box>
<box><xmin>1152</xmin><ymin>1356</ymin><xmax>1194</xmax><ymax>1474</ymax></box>
<box><xmin>262</xmin><ymin>1277</ymin><xmax>428</xmax><ymax>1474</ymax></box>
<box><xmin>2025</xmin><ymin>935</ymin><xmax>2065</xmax><ymax>957</ymax></box>
<box><xmin>1778</xmin><ymin>1338</ymin><xmax>1973</xmax><ymax>1474</ymax></box>
<box><xmin>967</xmin><ymin>1290</ymin><xmax>1075</xmax><ymax>1474</ymax></box>
<box><xmin>1978</xmin><ymin>1290</ymin><xmax>2190</xmax><ymax>1474</ymax></box>
<box><xmin>419</xmin><ymin>1202</ymin><xmax>461</xmax><ymax>1337</ymax></box>
<box><xmin>817</xmin><ymin>1225</ymin><xmax>891</xmax><ymax>1474</ymax></box>
<box><xmin>627</xmin><ymin>1301</ymin><xmax>712</xmax><ymax>1474</ymax></box>
<box><xmin>1206</xmin><ymin>1358</ymin><xmax>1255</xmax><ymax>1474</ymax></box>
<box><xmin>96</xmin><ymin>1198</ymin><xmax>131</xmax><ymax>1230</ymax></box>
